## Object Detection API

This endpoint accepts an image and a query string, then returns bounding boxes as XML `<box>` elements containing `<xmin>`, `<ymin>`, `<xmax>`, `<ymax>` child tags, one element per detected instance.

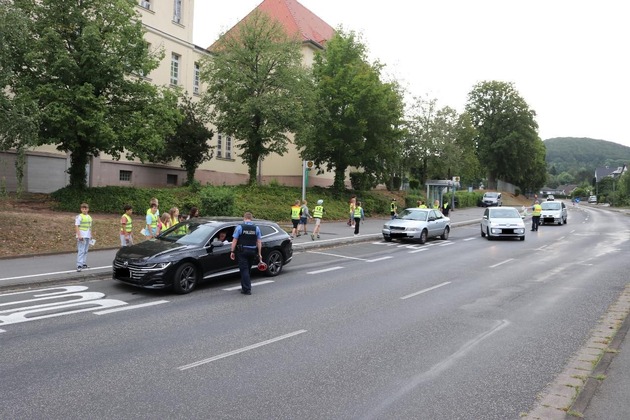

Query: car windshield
<box><xmin>484</xmin><ymin>193</ymin><xmax>499</xmax><ymax>198</ymax></box>
<box><xmin>398</xmin><ymin>209</ymin><xmax>428</xmax><ymax>221</ymax></box>
<box><xmin>490</xmin><ymin>208</ymin><xmax>520</xmax><ymax>218</ymax></box>
<box><xmin>541</xmin><ymin>202</ymin><xmax>561</xmax><ymax>210</ymax></box>
<box><xmin>159</xmin><ymin>222</ymin><xmax>214</xmax><ymax>245</ymax></box>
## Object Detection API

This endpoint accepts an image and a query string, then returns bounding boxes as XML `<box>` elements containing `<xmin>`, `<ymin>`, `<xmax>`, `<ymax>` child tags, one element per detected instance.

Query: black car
<box><xmin>112</xmin><ymin>217</ymin><xmax>292</xmax><ymax>294</ymax></box>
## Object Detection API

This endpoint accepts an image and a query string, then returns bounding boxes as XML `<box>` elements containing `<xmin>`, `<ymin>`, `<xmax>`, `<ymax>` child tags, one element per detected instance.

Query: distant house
<box><xmin>595</xmin><ymin>165</ymin><xmax>627</xmax><ymax>182</ymax></box>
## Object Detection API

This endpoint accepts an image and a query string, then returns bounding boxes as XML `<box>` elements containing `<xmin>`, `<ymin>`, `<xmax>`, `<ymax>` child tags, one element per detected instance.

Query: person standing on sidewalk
<box><xmin>353</xmin><ymin>201</ymin><xmax>365</xmax><ymax>236</ymax></box>
<box><xmin>311</xmin><ymin>199</ymin><xmax>325</xmax><ymax>240</ymax></box>
<box><xmin>442</xmin><ymin>201</ymin><xmax>450</xmax><ymax>216</ymax></box>
<box><xmin>531</xmin><ymin>200</ymin><xmax>542</xmax><ymax>231</ymax></box>
<box><xmin>290</xmin><ymin>199</ymin><xmax>301</xmax><ymax>238</ymax></box>
<box><xmin>120</xmin><ymin>204</ymin><xmax>133</xmax><ymax>246</ymax></box>
<box><xmin>298</xmin><ymin>199</ymin><xmax>312</xmax><ymax>236</ymax></box>
<box><xmin>144</xmin><ymin>203</ymin><xmax>159</xmax><ymax>239</ymax></box>
<box><xmin>390</xmin><ymin>199</ymin><xmax>398</xmax><ymax>219</ymax></box>
<box><xmin>230</xmin><ymin>212</ymin><xmax>262</xmax><ymax>295</ymax></box>
<box><xmin>75</xmin><ymin>203</ymin><xmax>93</xmax><ymax>272</ymax></box>
<box><xmin>348</xmin><ymin>195</ymin><xmax>356</xmax><ymax>227</ymax></box>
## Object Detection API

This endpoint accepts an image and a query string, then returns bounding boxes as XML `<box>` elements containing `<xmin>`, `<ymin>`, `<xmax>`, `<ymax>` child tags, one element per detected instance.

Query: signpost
<box><xmin>302</xmin><ymin>160</ymin><xmax>314</xmax><ymax>201</ymax></box>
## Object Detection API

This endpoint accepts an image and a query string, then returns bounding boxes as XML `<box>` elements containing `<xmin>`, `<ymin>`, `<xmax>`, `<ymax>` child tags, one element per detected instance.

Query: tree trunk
<box><xmin>68</xmin><ymin>149</ymin><xmax>89</xmax><ymax>189</ymax></box>
<box><xmin>333</xmin><ymin>166</ymin><xmax>347</xmax><ymax>191</ymax></box>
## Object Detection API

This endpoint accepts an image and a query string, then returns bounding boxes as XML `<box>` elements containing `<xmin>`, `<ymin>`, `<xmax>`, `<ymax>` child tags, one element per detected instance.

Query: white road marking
<box><xmin>178</xmin><ymin>329</ymin><xmax>308</xmax><ymax>370</ymax></box>
<box><xmin>400</xmin><ymin>282</ymin><xmax>451</xmax><ymax>300</ymax></box>
<box><xmin>489</xmin><ymin>259</ymin><xmax>514</xmax><ymax>268</ymax></box>
<box><xmin>438</xmin><ymin>242</ymin><xmax>454</xmax><ymax>247</ymax></box>
<box><xmin>367</xmin><ymin>256</ymin><xmax>393</xmax><ymax>262</ymax></box>
<box><xmin>408</xmin><ymin>248</ymin><xmax>428</xmax><ymax>254</ymax></box>
<box><xmin>95</xmin><ymin>300</ymin><xmax>169</xmax><ymax>315</ymax></box>
<box><xmin>222</xmin><ymin>280</ymin><xmax>274</xmax><ymax>291</ymax></box>
<box><xmin>463</xmin><ymin>237</ymin><xmax>476</xmax><ymax>241</ymax></box>
<box><xmin>307</xmin><ymin>251</ymin><xmax>369</xmax><ymax>261</ymax></box>
<box><xmin>0</xmin><ymin>266</ymin><xmax>111</xmax><ymax>282</ymax></box>
<box><xmin>308</xmin><ymin>267</ymin><xmax>344</xmax><ymax>274</ymax></box>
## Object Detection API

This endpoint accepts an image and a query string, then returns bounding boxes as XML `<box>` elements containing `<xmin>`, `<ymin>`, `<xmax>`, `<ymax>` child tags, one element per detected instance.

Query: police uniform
<box><xmin>231</xmin><ymin>221</ymin><xmax>261</xmax><ymax>294</ymax></box>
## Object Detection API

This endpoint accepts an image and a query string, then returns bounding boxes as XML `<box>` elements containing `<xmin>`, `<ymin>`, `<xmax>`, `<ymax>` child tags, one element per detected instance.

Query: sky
<box><xmin>193</xmin><ymin>0</ymin><xmax>630</xmax><ymax>148</ymax></box>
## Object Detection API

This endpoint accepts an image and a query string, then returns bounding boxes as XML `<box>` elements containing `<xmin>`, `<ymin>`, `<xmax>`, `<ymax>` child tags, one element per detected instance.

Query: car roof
<box><xmin>191</xmin><ymin>217</ymin><xmax>278</xmax><ymax>227</ymax></box>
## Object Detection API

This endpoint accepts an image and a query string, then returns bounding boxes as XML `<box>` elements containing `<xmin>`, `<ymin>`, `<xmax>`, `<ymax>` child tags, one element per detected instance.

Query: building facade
<box><xmin>0</xmin><ymin>0</ymin><xmax>341</xmax><ymax>193</ymax></box>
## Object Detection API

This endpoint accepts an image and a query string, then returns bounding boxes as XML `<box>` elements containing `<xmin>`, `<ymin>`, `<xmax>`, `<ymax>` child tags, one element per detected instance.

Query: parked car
<box><xmin>382</xmin><ymin>208</ymin><xmax>450</xmax><ymax>244</ymax></box>
<box><xmin>588</xmin><ymin>195</ymin><xmax>597</xmax><ymax>204</ymax></box>
<box><xmin>546</xmin><ymin>194</ymin><xmax>555</xmax><ymax>201</ymax></box>
<box><xmin>112</xmin><ymin>217</ymin><xmax>293</xmax><ymax>294</ymax></box>
<box><xmin>540</xmin><ymin>201</ymin><xmax>567</xmax><ymax>225</ymax></box>
<box><xmin>480</xmin><ymin>207</ymin><xmax>525</xmax><ymax>241</ymax></box>
<box><xmin>481</xmin><ymin>192</ymin><xmax>502</xmax><ymax>207</ymax></box>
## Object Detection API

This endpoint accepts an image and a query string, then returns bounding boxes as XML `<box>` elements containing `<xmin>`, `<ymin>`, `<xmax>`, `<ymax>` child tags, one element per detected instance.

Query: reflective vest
<box><xmin>237</xmin><ymin>223</ymin><xmax>258</xmax><ymax>248</ymax></box>
<box><xmin>121</xmin><ymin>214</ymin><xmax>133</xmax><ymax>233</ymax></box>
<box><xmin>148</xmin><ymin>212</ymin><xmax>158</xmax><ymax>229</ymax></box>
<box><xmin>419</xmin><ymin>204</ymin><xmax>427</xmax><ymax>209</ymax></box>
<box><xmin>443</xmin><ymin>203</ymin><xmax>449</xmax><ymax>210</ymax></box>
<box><xmin>354</xmin><ymin>206</ymin><xmax>362</xmax><ymax>218</ymax></box>
<box><xmin>78</xmin><ymin>214</ymin><xmax>92</xmax><ymax>231</ymax></box>
<box><xmin>532</xmin><ymin>204</ymin><xmax>542</xmax><ymax>216</ymax></box>
<box><xmin>390</xmin><ymin>202</ymin><xmax>396</xmax><ymax>212</ymax></box>
<box><xmin>313</xmin><ymin>205</ymin><xmax>324</xmax><ymax>218</ymax></box>
<box><xmin>291</xmin><ymin>205</ymin><xmax>301</xmax><ymax>219</ymax></box>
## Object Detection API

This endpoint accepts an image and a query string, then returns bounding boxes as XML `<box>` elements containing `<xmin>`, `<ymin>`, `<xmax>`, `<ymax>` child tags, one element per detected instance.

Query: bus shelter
<box><xmin>425</xmin><ymin>179</ymin><xmax>460</xmax><ymax>209</ymax></box>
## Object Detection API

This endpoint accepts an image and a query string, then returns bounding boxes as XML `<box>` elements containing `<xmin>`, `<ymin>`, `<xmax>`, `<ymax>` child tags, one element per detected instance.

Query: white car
<box><xmin>480</xmin><ymin>207</ymin><xmax>525</xmax><ymax>241</ymax></box>
<box><xmin>481</xmin><ymin>192</ymin><xmax>502</xmax><ymax>207</ymax></box>
<box><xmin>540</xmin><ymin>201</ymin><xmax>567</xmax><ymax>225</ymax></box>
<box><xmin>588</xmin><ymin>195</ymin><xmax>597</xmax><ymax>204</ymax></box>
<box><xmin>382</xmin><ymin>208</ymin><xmax>451</xmax><ymax>244</ymax></box>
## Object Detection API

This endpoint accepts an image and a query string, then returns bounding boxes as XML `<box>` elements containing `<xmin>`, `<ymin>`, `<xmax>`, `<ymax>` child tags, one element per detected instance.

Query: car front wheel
<box><xmin>383</xmin><ymin>235</ymin><xmax>392</xmax><ymax>242</ymax></box>
<box><xmin>441</xmin><ymin>226</ymin><xmax>450</xmax><ymax>240</ymax></box>
<box><xmin>418</xmin><ymin>229</ymin><xmax>428</xmax><ymax>244</ymax></box>
<box><xmin>172</xmin><ymin>262</ymin><xmax>198</xmax><ymax>294</ymax></box>
<box><xmin>265</xmin><ymin>250</ymin><xmax>284</xmax><ymax>277</ymax></box>
<box><xmin>481</xmin><ymin>226</ymin><xmax>486</xmax><ymax>237</ymax></box>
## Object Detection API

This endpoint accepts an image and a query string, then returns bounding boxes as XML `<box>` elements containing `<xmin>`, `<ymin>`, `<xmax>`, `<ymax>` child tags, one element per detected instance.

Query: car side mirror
<box><xmin>428</xmin><ymin>217</ymin><xmax>436</xmax><ymax>222</ymax></box>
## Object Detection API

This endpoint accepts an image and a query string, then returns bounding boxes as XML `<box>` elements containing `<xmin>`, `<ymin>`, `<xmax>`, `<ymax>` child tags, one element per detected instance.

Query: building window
<box><xmin>193</xmin><ymin>62</ymin><xmax>200</xmax><ymax>94</ymax></box>
<box><xmin>166</xmin><ymin>174</ymin><xmax>178</xmax><ymax>185</ymax></box>
<box><xmin>217</xmin><ymin>134</ymin><xmax>223</xmax><ymax>158</ymax></box>
<box><xmin>225</xmin><ymin>135</ymin><xmax>232</xmax><ymax>159</ymax></box>
<box><xmin>173</xmin><ymin>0</ymin><xmax>182</xmax><ymax>23</ymax></box>
<box><xmin>140</xmin><ymin>0</ymin><xmax>151</xmax><ymax>10</ymax></box>
<box><xmin>119</xmin><ymin>170</ymin><xmax>132</xmax><ymax>181</ymax></box>
<box><xmin>170</xmin><ymin>53</ymin><xmax>180</xmax><ymax>85</ymax></box>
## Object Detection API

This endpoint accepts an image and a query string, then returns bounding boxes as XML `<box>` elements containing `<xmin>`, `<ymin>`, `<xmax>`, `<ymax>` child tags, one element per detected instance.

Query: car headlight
<box><xmin>146</xmin><ymin>262</ymin><xmax>172</xmax><ymax>269</ymax></box>
<box><xmin>383</xmin><ymin>224</ymin><xmax>390</xmax><ymax>229</ymax></box>
<box><xmin>406</xmin><ymin>227</ymin><xmax>420</xmax><ymax>231</ymax></box>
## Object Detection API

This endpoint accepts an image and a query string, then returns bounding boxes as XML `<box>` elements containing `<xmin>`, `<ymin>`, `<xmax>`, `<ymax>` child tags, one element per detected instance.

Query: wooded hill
<box><xmin>544</xmin><ymin>137</ymin><xmax>630</xmax><ymax>174</ymax></box>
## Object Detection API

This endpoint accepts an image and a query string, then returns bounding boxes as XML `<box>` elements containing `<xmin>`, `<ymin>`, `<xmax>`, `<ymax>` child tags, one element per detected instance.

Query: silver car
<box><xmin>540</xmin><ymin>201</ymin><xmax>567</xmax><ymax>225</ymax></box>
<box><xmin>382</xmin><ymin>208</ymin><xmax>451</xmax><ymax>244</ymax></box>
<box><xmin>480</xmin><ymin>207</ymin><xmax>525</xmax><ymax>241</ymax></box>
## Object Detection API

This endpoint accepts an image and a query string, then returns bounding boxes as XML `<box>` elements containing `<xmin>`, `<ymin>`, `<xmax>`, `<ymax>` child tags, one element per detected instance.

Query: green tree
<box><xmin>465</xmin><ymin>81</ymin><xmax>546</xmax><ymax>190</ymax></box>
<box><xmin>158</xmin><ymin>95</ymin><xmax>214</xmax><ymax>185</ymax></box>
<box><xmin>201</xmin><ymin>10</ymin><xmax>312</xmax><ymax>185</ymax></box>
<box><xmin>298</xmin><ymin>30</ymin><xmax>404</xmax><ymax>190</ymax></box>
<box><xmin>5</xmin><ymin>0</ymin><xmax>181</xmax><ymax>188</ymax></box>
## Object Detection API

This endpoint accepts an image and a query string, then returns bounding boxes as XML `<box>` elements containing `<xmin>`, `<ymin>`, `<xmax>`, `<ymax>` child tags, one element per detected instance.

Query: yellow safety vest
<box><xmin>291</xmin><ymin>205</ymin><xmax>301</xmax><ymax>219</ymax></box>
<box><xmin>354</xmin><ymin>206</ymin><xmax>362</xmax><ymax>218</ymax></box>
<box><xmin>532</xmin><ymin>204</ymin><xmax>542</xmax><ymax>216</ymax></box>
<box><xmin>78</xmin><ymin>214</ymin><xmax>92</xmax><ymax>231</ymax></box>
<box><xmin>148</xmin><ymin>212</ymin><xmax>158</xmax><ymax>229</ymax></box>
<box><xmin>121</xmin><ymin>214</ymin><xmax>133</xmax><ymax>233</ymax></box>
<box><xmin>390</xmin><ymin>202</ymin><xmax>396</xmax><ymax>212</ymax></box>
<box><xmin>313</xmin><ymin>205</ymin><xmax>324</xmax><ymax>218</ymax></box>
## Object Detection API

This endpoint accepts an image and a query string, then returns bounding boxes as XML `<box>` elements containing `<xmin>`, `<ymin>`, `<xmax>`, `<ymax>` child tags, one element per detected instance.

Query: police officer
<box><xmin>230</xmin><ymin>212</ymin><xmax>262</xmax><ymax>295</ymax></box>
<box><xmin>390</xmin><ymin>199</ymin><xmax>397</xmax><ymax>219</ymax></box>
<box><xmin>531</xmin><ymin>200</ymin><xmax>542</xmax><ymax>231</ymax></box>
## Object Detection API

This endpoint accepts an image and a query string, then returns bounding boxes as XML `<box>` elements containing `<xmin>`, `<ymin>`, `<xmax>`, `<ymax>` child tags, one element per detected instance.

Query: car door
<box><xmin>200</xmin><ymin>225</ymin><xmax>238</xmax><ymax>278</ymax></box>
<box><xmin>427</xmin><ymin>210</ymin><xmax>443</xmax><ymax>237</ymax></box>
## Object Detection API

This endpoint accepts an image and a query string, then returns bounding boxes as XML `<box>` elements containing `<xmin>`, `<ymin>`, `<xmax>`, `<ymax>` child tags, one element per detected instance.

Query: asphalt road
<box><xmin>1</xmin><ymin>204</ymin><xmax>629</xmax><ymax>419</ymax></box>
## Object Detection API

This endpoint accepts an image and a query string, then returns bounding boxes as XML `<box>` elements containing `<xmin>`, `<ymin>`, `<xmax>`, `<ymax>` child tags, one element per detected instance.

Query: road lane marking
<box><xmin>489</xmin><ymin>259</ymin><xmax>514</xmax><ymax>268</ymax></box>
<box><xmin>367</xmin><ymin>256</ymin><xmax>393</xmax><ymax>262</ymax></box>
<box><xmin>400</xmin><ymin>282</ymin><xmax>451</xmax><ymax>300</ymax></box>
<box><xmin>0</xmin><ymin>266</ymin><xmax>111</xmax><ymax>282</ymax></box>
<box><xmin>222</xmin><ymin>280</ymin><xmax>275</xmax><ymax>291</ymax></box>
<box><xmin>308</xmin><ymin>267</ymin><xmax>344</xmax><ymax>274</ymax></box>
<box><xmin>307</xmin><ymin>251</ymin><xmax>369</xmax><ymax>261</ymax></box>
<box><xmin>463</xmin><ymin>237</ymin><xmax>476</xmax><ymax>241</ymax></box>
<box><xmin>408</xmin><ymin>248</ymin><xmax>428</xmax><ymax>254</ymax></box>
<box><xmin>178</xmin><ymin>329</ymin><xmax>308</xmax><ymax>371</ymax></box>
<box><xmin>94</xmin><ymin>300</ymin><xmax>169</xmax><ymax>315</ymax></box>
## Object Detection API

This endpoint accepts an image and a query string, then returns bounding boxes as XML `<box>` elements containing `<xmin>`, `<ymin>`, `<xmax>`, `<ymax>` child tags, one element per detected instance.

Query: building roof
<box><xmin>209</xmin><ymin>0</ymin><xmax>335</xmax><ymax>50</ymax></box>
<box><xmin>595</xmin><ymin>165</ymin><xmax>626</xmax><ymax>181</ymax></box>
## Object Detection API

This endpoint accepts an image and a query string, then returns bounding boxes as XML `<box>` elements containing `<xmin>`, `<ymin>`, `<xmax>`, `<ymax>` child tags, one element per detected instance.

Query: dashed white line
<box><xmin>222</xmin><ymin>280</ymin><xmax>274</xmax><ymax>291</ymax></box>
<box><xmin>94</xmin><ymin>300</ymin><xmax>169</xmax><ymax>315</ymax></box>
<box><xmin>367</xmin><ymin>256</ymin><xmax>393</xmax><ymax>262</ymax></box>
<box><xmin>463</xmin><ymin>237</ymin><xmax>476</xmax><ymax>241</ymax></box>
<box><xmin>307</xmin><ymin>251</ymin><xmax>368</xmax><ymax>261</ymax></box>
<box><xmin>400</xmin><ymin>282</ymin><xmax>451</xmax><ymax>300</ymax></box>
<box><xmin>308</xmin><ymin>267</ymin><xmax>344</xmax><ymax>274</ymax></box>
<box><xmin>178</xmin><ymin>329</ymin><xmax>307</xmax><ymax>370</ymax></box>
<box><xmin>489</xmin><ymin>259</ymin><xmax>514</xmax><ymax>268</ymax></box>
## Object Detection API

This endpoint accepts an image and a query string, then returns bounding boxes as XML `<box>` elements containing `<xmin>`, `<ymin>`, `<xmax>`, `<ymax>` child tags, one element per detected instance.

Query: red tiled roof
<box><xmin>209</xmin><ymin>0</ymin><xmax>335</xmax><ymax>50</ymax></box>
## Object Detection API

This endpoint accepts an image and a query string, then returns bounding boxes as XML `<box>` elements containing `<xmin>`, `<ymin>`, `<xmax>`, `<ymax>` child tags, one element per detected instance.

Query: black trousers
<box><xmin>531</xmin><ymin>215</ymin><xmax>540</xmax><ymax>231</ymax></box>
<box><xmin>354</xmin><ymin>217</ymin><xmax>361</xmax><ymax>234</ymax></box>
<box><xmin>237</xmin><ymin>248</ymin><xmax>256</xmax><ymax>292</ymax></box>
